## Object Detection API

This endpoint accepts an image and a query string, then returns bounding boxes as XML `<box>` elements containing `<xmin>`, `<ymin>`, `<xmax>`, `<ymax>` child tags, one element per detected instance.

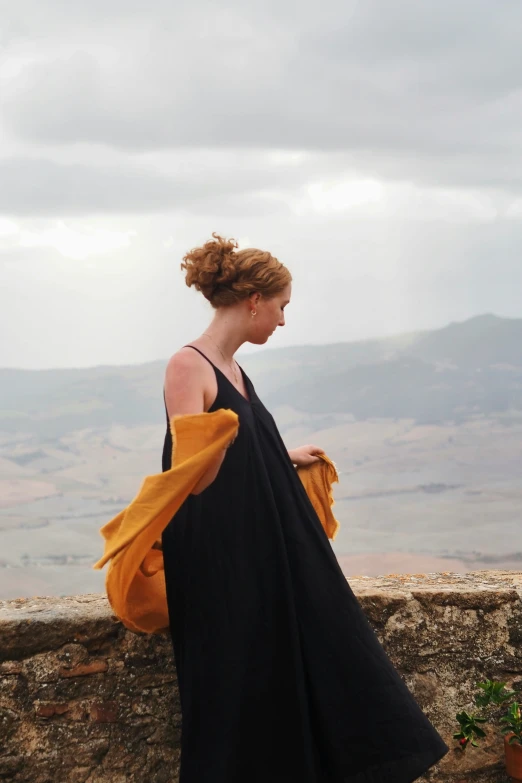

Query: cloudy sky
<box><xmin>1</xmin><ymin>0</ymin><xmax>522</xmax><ymax>369</ymax></box>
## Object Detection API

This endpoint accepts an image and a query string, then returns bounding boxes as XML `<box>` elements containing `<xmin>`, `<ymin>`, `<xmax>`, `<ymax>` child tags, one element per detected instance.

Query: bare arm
<box><xmin>164</xmin><ymin>349</ymin><xmax>234</xmax><ymax>494</ymax></box>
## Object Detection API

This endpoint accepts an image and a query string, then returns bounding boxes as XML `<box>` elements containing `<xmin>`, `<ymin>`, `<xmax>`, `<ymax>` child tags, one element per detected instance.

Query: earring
<box><xmin>251</xmin><ymin>310</ymin><xmax>257</xmax><ymax>318</ymax></box>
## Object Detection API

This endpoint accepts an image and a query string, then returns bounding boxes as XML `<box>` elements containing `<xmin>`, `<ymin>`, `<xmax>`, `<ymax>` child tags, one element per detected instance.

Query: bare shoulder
<box><xmin>164</xmin><ymin>345</ymin><xmax>216</xmax><ymax>416</ymax></box>
<box><xmin>166</xmin><ymin>346</ymin><xmax>204</xmax><ymax>375</ymax></box>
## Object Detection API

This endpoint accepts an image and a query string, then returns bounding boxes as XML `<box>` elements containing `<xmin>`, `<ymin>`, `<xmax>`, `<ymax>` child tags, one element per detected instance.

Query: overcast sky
<box><xmin>1</xmin><ymin>0</ymin><xmax>522</xmax><ymax>369</ymax></box>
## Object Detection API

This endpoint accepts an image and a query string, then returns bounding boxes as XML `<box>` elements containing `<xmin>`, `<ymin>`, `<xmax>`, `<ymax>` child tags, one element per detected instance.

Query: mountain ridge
<box><xmin>1</xmin><ymin>313</ymin><xmax>522</xmax><ymax>597</ymax></box>
<box><xmin>1</xmin><ymin>313</ymin><xmax>521</xmax><ymax>436</ymax></box>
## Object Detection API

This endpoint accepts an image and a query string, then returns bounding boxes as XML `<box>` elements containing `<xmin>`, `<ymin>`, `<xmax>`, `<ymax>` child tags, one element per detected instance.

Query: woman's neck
<box><xmin>200</xmin><ymin>311</ymin><xmax>246</xmax><ymax>360</ymax></box>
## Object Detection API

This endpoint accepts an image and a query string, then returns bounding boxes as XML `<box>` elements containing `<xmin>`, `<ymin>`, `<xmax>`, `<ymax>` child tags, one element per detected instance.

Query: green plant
<box><xmin>454</xmin><ymin>679</ymin><xmax>521</xmax><ymax>750</ymax></box>
<box><xmin>500</xmin><ymin>702</ymin><xmax>522</xmax><ymax>745</ymax></box>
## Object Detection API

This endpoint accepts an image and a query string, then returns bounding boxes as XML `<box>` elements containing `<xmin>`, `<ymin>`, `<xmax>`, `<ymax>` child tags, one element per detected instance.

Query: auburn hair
<box><xmin>181</xmin><ymin>233</ymin><xmax>291</xmax><ymax>307</ymax></box>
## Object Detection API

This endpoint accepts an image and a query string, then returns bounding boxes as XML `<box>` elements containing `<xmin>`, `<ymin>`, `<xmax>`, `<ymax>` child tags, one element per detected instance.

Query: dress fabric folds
<box><xmin>161</xmin><ymin>348</ymin><xmax>449</xmax><ymax>783</ymax></box>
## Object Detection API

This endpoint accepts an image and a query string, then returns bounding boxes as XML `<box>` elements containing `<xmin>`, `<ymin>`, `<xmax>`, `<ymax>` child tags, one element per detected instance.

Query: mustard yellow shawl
<box><xmin>94</xmin><ymin>409</ymin><xmax>339</xmax><ymax>634</ymax></box>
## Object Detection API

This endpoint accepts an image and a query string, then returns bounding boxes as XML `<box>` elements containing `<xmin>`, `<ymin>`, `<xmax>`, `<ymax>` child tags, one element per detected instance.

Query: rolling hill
<box><xmin>1</xmin><ymin>314</ymin><xmax>521</xmax><ymax>438</ymax></box>
<box><xmin>1</xmin><ymin>313</ymin><xmax>521</xmax><ymax>599</ymax></box>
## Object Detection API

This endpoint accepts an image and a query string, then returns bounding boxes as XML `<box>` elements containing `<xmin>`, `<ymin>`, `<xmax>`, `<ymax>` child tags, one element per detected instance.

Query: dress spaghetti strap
<box><xmin>183</xmin><ymin>344</ymin><xmax>217</xmax><ymax>368</ymax></box>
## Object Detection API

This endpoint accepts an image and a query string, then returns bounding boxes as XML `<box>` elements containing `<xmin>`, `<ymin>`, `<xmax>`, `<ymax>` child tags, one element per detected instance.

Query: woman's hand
<box><xmin>288</xmin><ymin>444</ymin><xmax>324</xmax><ymax>467</ymax></box>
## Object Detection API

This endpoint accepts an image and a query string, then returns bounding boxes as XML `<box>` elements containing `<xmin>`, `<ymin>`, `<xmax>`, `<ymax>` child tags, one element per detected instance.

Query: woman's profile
<box><xmin>161</xmin><ymin>233</ymin><xmax>448</xmax><ymax>782</ymax></box>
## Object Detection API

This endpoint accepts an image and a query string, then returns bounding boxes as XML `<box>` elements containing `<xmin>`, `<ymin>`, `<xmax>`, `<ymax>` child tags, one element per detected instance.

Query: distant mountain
<box><xmin>406</xmin><ymin>314</ymin><xmax>522</xmax><ymax>368</ymax></box>
<box><xmin>242</xmin><ymin>314</ymin><xmax>522</xmax><ymax>423</ymax></box>
<box><xmin>0</xmin><ymin>363</ymin><xmax>164</xmax><ymax>438</ymax></box>
<box><xmin>2</xmin><ymin>313</ymin><xmax>522</xmax><ymax>598</ymax></box>
<box><xmin>1</xmin><ymin>314</ymin><xmax>521</xmax><ymax>437</ymax></box>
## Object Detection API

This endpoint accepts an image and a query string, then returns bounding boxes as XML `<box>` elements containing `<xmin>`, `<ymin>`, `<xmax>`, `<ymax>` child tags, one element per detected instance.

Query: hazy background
<box><xmin>1</xmin><ymin>1</ymin><xmax>522</xmax><ymax>597</ymax></box>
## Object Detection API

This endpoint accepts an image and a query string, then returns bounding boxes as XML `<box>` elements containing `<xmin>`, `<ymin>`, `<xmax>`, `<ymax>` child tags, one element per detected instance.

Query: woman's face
<box><xmin>249</xmin><ymin>283</ymin><xmax>291</xmax><ymax>344</ymax></box>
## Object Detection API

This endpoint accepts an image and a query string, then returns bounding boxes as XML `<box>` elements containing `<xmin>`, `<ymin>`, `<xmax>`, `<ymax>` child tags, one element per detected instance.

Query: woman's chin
<box><xmin>248</xmin><ymin>334</ymin><xmax>271</xmax><ymax>346</ymax></box>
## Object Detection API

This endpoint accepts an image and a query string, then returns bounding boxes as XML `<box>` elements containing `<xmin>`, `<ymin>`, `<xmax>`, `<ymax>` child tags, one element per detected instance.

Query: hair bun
<box><xmin>180</xmin><ymin>232</ymin><xmax>291</xmax><ymax>308</ymax></box>
<box><xmin>181</xmin><ymin>233</ymin><xmax>239</xmax><ymax>302</ymax></box>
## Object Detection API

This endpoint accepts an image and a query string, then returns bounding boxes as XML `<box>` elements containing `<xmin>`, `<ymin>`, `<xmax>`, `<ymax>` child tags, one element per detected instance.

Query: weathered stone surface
<box><xmin>1</xmin><ymin>571</ymin><xmax>521</xmax><ymax>781</ymax></box>
<box><xmin>0</xmin><ymin>594</ymin><xmax>180</xmax><ymax>782</ymax></box>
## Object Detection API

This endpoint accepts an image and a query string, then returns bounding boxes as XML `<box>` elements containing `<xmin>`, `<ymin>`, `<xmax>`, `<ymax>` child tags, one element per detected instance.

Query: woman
<box><xmin>161</xmin><ymin>234</ymin><xmax>448</xmax><ymax>783</ymax></box>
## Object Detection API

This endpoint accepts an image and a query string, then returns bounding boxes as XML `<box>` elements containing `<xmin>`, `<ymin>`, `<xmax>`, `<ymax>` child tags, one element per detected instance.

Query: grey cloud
<box><xmin>0</xmin><ymin>156</ymin><xmax>311</xmax><ymax>216</ymax></box>
<box><xmin>2</xmin><ymin>0</ymin><xmax>521</xmax><ymax>372</ymax></box>
<box><xmin>2</xmin><ymin>215</ymin><xmax>522</xmax><ymax>369</ymax></box>
<box><xmin>3</xmin><ymin>0</ymin><xmax>522</xmax><ymax>181</ymax></box>
<box><xmin>0</xmin><ymin>0</ymin><xmax>188</xmax><ymax>42</ymax></box>
<box><xmin>5</xmin><ymin>146</ymin><xmax>521</xmax><ymax>219</ymax></box>
<box><xmin>0</xmin><ymin>158</ymin><xmax>195</xmax><ymax>215</ymax></box>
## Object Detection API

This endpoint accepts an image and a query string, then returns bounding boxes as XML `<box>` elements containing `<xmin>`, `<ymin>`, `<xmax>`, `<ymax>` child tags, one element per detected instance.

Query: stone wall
<box><xmin>1</xmin><ymin>571</ymin><xmax>522</xmax><ymax>782</ymax></box>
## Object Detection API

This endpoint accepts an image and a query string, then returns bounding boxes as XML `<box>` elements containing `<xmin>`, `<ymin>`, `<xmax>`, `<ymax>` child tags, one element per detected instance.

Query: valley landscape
<box><xmin>1</xmin><ymin>313</ymin><xmax>521</xmax><ymax>599</ymax></box>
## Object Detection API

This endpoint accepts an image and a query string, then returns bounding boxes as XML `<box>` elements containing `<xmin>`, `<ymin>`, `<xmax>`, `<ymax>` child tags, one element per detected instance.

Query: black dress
<box><xmin>161</xmin><ymin>347</ymin><xmax>449</xmax><ymax>783</ymax></box>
